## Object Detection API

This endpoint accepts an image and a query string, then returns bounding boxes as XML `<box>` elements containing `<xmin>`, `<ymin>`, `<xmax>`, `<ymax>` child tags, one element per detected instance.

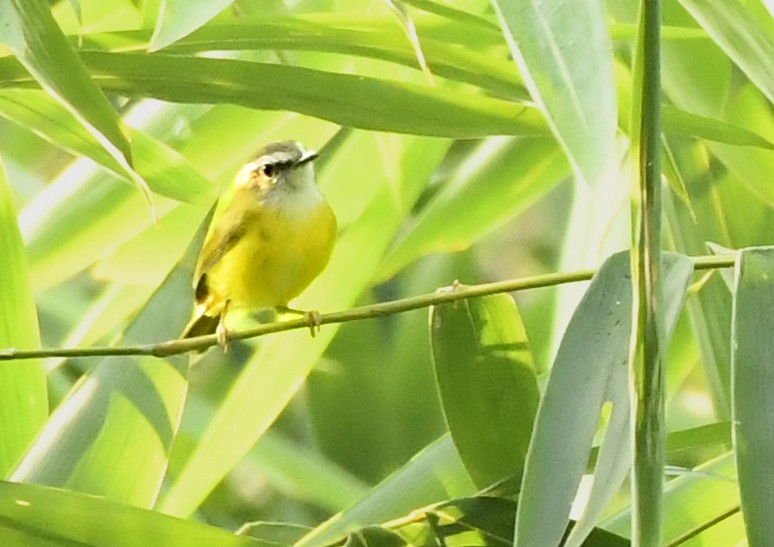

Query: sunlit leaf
<box><xmin>298</xmin><ymin>436</ymin><xmax>474</xmax><ymax>547</ymax></box>
<box><xmin>0</xmin><ymin>89</ymin><xmax>215</xmax><ymax>206</ymax></box>
<box><xmin>603</xmin><ymin>452</ymin><xmax>740</xmax><ymax>544</ymax></box>
<box><xmin>150</xmin><ymin>0</ymin><xmax>233</xmax><ymax>51</ymax></box>
<box><xmin>380</xmin><ymin>137</ymin><xmax>569</xmax><ymax>280</ymax></box>
<box><xmin>431</xmin><ymin>293</ymin><xmax>539</xmax><ymax>489</ymax></box>
<box><xmin>731</xmin><ymin>247</ymin><xmax>774</xmax><ymax>544</ymax></box>
<box><xmin>0</xmin><ymin>480</ymin><xmax>262</xmax><ymax>547</ymax></box>
<box><xmin>491</xmin><ymin>0</ymin><xmax>617</xmax><ymax>185</ymax></box>
<box><xmin>516</xmin><ymin>252</ymin><xmax>692</xmax><ymax>547</ymax></box>
<box><xmin>9</xmin><ymin>207</ymin><xmax>213</xmax><ymax>507</ymax></box>
<box><xmin>0</xmin><ymin>52</ymin><xmax>549</xmax><ymax>139</ymax></box>
<box><xmin>0</xmin><ymin>0</ymin><xmax>154</xmax><ymax>211</ymax></box>
<box><xmin>0</xmin><ymin>159</ymin><xmax>47</xmax><ymax>477</ymax></box>
<box><xmin>679</xmin><ymin>0</ymin><xmax>774</xmax><ymax>105</ymax></box>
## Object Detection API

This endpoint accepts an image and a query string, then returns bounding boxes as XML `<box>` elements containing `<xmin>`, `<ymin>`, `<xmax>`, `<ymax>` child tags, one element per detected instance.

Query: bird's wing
<box><xmin>193</xmin><ymin>200</ymin><xmax>255</xmax><ymax>283</ymax></box>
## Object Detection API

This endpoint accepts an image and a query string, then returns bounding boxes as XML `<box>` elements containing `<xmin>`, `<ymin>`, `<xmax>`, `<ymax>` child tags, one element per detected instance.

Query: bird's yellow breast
<box><xmin>207</xmin><ymin>198</ymin><xmax>336</xmax><ymax>310</ymax></box>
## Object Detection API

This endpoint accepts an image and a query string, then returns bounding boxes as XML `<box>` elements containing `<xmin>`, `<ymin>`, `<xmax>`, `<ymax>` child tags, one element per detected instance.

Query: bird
<box><xmin>181</xmin><ymin>140</ymin><xmax>337</xmax><ymax>349</ymax></box>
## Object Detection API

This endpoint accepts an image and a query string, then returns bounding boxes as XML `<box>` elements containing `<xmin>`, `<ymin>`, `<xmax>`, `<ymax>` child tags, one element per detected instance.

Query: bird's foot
<box><xmin>277</xmin><ymin>306</ymin><xmax>322</xmax><ymax>337</ymax></box>
<box><xmin>216</xmin><ymin>318</ymin><xmax>230</xmax><ymax>352</ymax></box>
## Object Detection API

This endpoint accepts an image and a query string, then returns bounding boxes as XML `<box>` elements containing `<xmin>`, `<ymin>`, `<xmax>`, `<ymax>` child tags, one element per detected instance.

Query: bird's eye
<box><xmin>260</xmin><ymin>163</ymin><xmax>276</xmax><ymax>178</ymax></box>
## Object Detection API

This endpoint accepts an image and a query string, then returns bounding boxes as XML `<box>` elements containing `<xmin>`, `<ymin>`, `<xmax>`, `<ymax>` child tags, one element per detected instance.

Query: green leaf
<box><xmin>238</xmin><ymin>522</ymin><xmax>311</xmax><ymax>545</ymax></box>
<box><xmin>322</xmin><ymin>494</ymin><xmax>631</xmax><ymax>547</ymax></box>
<box><xmin>708</xmin><ymin>82</ymin><xmax>774</xmax><ymax>209</ymax></box>
<box><xmin>490</xmin><ymin>0</ymin><xmax>617</xmax><ymax>184</ymax></box>
<box><xmin>0</xmin><ymin>0</ymin><xmax>154</xmax><ymax>210</ymax></box>
<box><xmin>515</xmin><ymin>252</ymin><xmax>693</xmax><ymax>547</ymax></box>
<box><xmin>0</xmin><ymin>480</ymin><xmax>264</xmax><ymax>547</ymax></box>
<box><xmin>731</xmin><ymin>247</ymin><xmax>774</xmax><ymax>544</ymax></box>
<box><xmin>399</xmin><ymin>0</ymin><xmax>499</xmax><ymax>31</ymax></box>
<box><xmin>665</xmin><ymin>421</ymin><xmax>731</xmax><ymax>460</ymax></box>
<box><xmin>661</xmin><ymin>137</ymin><xmax>734</xmax><ymax>416</ymax></box>
<box><xmin>9</xmin><ymin>207</ymin><xmax>214</xmax><ymax>506</ymax></box>
<box><xmin>0</xmin><ymin>52</ymin><xmax>549</xmax><ymax>139</ymax></box>
<box><xmin>603</xmin><ymin>452</ymin><xmax>740</xmax><ymax>545</ymax></box>
<box><xmin>379</xmin><ymin>137</ymin><xmax>569</xmax><ymax>280</ymax></box>
<box><xmin>430</xmin><ymin>293</ymin><xmax>539</xmax><ymax>489</ymax></box>
<box><xmin>0</xmin><ymin>89</ymin><xmax>216</xmax><ymax>206</ymax></box>
<box><xmin>298</xmin><ymin>435</ymin><xmax>475</xmax><ymax>547</ymax></box>
<box><xmin>663</xmin><ymin>104</ymin><xmax>774</xmax><ymax>150</ymax></box>
<box><xmin>679</xmin><ymin>0</ymin><xmax>774</xmax><ymax>106</ymax></box>
<box><xmin>0</xmin><ymin>159</ymin><xmax>47</xmax><ymax>477</ymax></box>
<box><xmin>20</xmin><ymin>169</ymin><xmax>178</xmax><ymax>292</ymax></box>
<box><xmin>617</xmin><ymin>59</ymin><xmax>774</xmax><ymax>151</ymax></box>
<box><xmin>82</xmin><ymin>17</ymin><xmax>522</xmax><ymax>97</ymax></box>
<box><xmin>150</xmin><ymin>0</ymin><xmax>234</xmax><ymax>51</ymax></box>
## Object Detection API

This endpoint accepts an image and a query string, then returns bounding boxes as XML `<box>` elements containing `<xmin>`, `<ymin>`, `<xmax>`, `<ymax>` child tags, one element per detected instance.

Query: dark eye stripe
<box><xmin>257</xmin><ymin>161</ymin><xmax>293</xmax><ymax>178</ymax></box>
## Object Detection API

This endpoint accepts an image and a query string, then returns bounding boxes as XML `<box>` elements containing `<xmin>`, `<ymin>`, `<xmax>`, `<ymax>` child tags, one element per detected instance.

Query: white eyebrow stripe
<box><xmin>255</xmin><ymin>152</ymin><xmax>297</xmax><ymax>166</ymax></box>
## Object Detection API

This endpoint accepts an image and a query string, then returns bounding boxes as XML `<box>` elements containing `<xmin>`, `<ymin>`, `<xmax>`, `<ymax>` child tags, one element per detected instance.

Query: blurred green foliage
<box><xmin>0</xmin><ymin>0</ymin><xmax>773</xmax><ymax>545</ymax></box>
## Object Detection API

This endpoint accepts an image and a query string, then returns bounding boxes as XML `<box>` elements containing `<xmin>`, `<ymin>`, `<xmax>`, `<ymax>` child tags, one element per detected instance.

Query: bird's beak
<box><xmin>297</xmin><ymin>150</ymin><xmax>319</xmax><ymax>166</ymax></box>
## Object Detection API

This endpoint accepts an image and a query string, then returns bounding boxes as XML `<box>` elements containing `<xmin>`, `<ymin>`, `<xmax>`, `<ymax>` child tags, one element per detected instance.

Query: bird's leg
<box><xmin>276</xmin><ymin>305</ymin><xmax>322</xmax><ymax>337</ymax></box>
<box><xmin>216</xmin><ymin>301</ymin><xmax>231</xmax><ymax>351</ymax></box>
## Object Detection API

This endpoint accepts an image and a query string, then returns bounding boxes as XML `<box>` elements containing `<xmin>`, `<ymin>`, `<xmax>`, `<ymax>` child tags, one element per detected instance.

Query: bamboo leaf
<box><xmin>297</xmin><ymin>436</ymin><xmax>474</xmax><ymax>547</ymax></box>
<box><xmin>0</xmin><ymin>159</ymin><xmax>47</xmax><ymax>477</ymax></box>
<box><xmin>0</xmin><ymin>89</ymin><xmax>215</xmax><ymax>206</ymax></box>
<box><xmin>663</xmin><ymin>105</ymin><xmax>774</xmax><ymax>150</ymax></box>
<box><xmin>9</xmin><ymin>207</ymin><xmax>213</xmax><ymax>506</ymax></box>
<box><xmin>430</xmin><ymin>293</ymin><xmax>540</xmax><ymax>489</ymax></box>
<box><xmin>0</xmin><ymin>480</ymin><xmax>263</xmax><ymax>547</ymax></box>
<box><xmin>603</xmin><ymin>452</ymin><xmax>740</xmax><ymax>545</ymax></box>
<box><xmin>0</xmin><ymin>0</ymin><xmax>155</xmax><ymax>212</ymax></box>
<box><xmin>331</xmin><ymin>495</ymin><xmax>630</xmax><ymax>547</ymax></box>
<box><xmin>150</xmin><ymin>0</ymin><xmax>234</xmax><ymax>51</ymax></box>
<box><xmin>679</xmin><ymin>0</ymin><xmax>774</xmax><ymax>106</ymax></box>
<box><xmin>490</xmin><ymin>0</ymin><xmax>617</xmax><ymax>184</ymax></box>
<box><xmin>731</xmin><ymin>247</ymin><xmax>774</xmax><ymax>544</ymax></box>
<box><xmin>379</xmin><ymin>138</ymin><xmax>569</xmax><ymax>281</ymax></box>
<box><xmin>515</xmin><ymin>252</ymin><xmax>692</xmax><ymax>547</ymax></box>
<box><xmin>0</xmin><ymin>52</ymin><xmax>549</xmax><ymax>139</ymax></box>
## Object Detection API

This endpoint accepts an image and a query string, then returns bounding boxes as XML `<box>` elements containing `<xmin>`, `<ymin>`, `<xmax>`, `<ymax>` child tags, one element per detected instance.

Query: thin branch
<box><xmin>0</xmin><ymin>253</ymin><xmax>734</xmax><ymax>362</ymax></box>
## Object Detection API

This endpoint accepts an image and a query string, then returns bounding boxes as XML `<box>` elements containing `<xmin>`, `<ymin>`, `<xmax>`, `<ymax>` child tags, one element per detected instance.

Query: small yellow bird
<box><xmin>181</xmin><ymin>140</ymin><xmax>337</xmax><ymax>348</ymax></box>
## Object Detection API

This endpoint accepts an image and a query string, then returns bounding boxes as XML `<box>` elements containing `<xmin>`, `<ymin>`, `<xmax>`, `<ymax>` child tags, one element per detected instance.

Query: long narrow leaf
<box><xmin>379</xmin><ymin>137</ymin><xmax>569</xmax><ymax>281</ymax></box>
<box><xmin>430</xmin><ymin>293</ymin><xmax>539</xmax><ymax>489</ymax></box>
<box><xmin>0</xmin><ymin>158</ymin><xmax>47</xmax><ymax>477</ymax></box>
<box><xmin>565</xmin><ymin>253</ymin><xmax>693</xmax><ymax>547</ymax></box>
<box><xmin>731</xmin><ymin>247</ymin><xmax>774</xmax><ymax>544</ymax></box>
<box><xmin>679</xmin><ymin>0</ymin><xmax>774</xmax><ymax>106</ymax></box>
<box><xmin>515</xmin><ymin>252</ymin><xmax>692</xmax><ymax>547</ymax></box>
<box><xmin>150</xmin><ymin>0</ymin><xmax>233</xmax><ymax>51</ymax></box>
<box><xmin>0</xmin><ymin>89</ymin><xmax>215</xmax><ymax>206</ymax></box>
<box><xmin>0</xmin><ymin>480</ymin><xmax>262</xmax><ymax>547</ymax></box>
<box><xmin>0</xmin><ymin>52</ymin><xmax>548</xmax><ymax>139</ymax></box>
<box><xmin>0</xmin><ymin>0</ymin><xmax>155</xmax><ymax>211</ymax></box>
<box><xmin>603</xmin><ymin>452</ymin><xmax>740</xmax><ymax>544</ymax></box>
<box><xmin>491</xmin><ymin>0</ymin><xmax>617</xmax><ymax>185</ymax></box>
<box><xmin>9</xmin><ymin>207</ymin><xmax>214</xmax><ymax>507</ymax></box>
<box><xmin>297</xmin><ymin>435</ymin><xmax>474</xmax><ymax>546</ymax></box>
